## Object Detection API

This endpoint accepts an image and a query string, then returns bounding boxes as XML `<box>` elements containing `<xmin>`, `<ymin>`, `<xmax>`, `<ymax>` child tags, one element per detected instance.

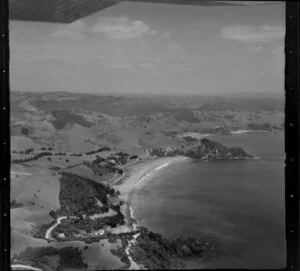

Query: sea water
<box><xmin>131</xmin><ymin>132</ymin><xmax>285</xmax><ymax>269</ymax></box>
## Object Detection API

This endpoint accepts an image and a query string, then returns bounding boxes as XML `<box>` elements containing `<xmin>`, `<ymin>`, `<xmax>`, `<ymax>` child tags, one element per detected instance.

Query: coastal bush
<box><xmin>84</xmin><ymin>160</ymin><xmax>118</xmax><ymax>176</ymax></box>
<box><xmin>129</xmin><ymin>227</ymin><xmax>206</xmax><ymax>270</ymax></box>
<box><xmin>14</xmin><ymin>246</ymin><xmax>87</xmax><ymax>270</ymax></box>
<box><xmin>247</xmin><ymin>122</ymin><xmax>273</xmax><ymax>131</ymax></box>
<box><xmin>110</xmin><ymin>246</ymin><xmax>130</xmax><ymax>265</ymax></box>
<box><xmin>58</xmin><ymin>172</ymin><xmax>114</xmax><ymax>216</ymax></box>
<box><xmin>58</xmin><ymin>247</ymin><xmax>87</xmax><ymax>268</ymax></box>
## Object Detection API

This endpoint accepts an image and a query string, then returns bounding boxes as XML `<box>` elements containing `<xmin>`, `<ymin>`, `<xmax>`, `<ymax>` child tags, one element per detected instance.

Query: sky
<box><xmin>9</xmin><ymin>1</ymin><xmax>285</xmax><ymax>96</ymax></box>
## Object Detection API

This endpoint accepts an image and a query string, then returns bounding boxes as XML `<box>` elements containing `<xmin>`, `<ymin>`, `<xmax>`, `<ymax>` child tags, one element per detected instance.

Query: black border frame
<box><xmin>1</xmin><ymin>1</ymin><xmax>299</xmax><ymax>271</ymax></box>
<box><xmin>0</xmin><ymin>0</ymin><xmax>10</xmax><ymax>269</ymax></box>
<box><xmin>285</xmin><ymin>1</ymin><xmax>300</xmax><ymax>270</ymax></box>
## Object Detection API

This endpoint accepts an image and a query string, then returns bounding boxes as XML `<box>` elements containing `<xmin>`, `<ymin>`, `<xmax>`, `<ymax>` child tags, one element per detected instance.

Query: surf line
<box><xmin>134</xmin><ymin>162</ymin><xmax>170</xmax><ymax>188</ymax></box>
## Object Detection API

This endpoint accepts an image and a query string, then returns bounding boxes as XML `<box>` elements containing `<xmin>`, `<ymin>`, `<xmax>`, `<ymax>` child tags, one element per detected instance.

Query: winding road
<box><xmin>45</xmin><ymin>216</ymin><xmax>67</xmax><ymax>240</ymax></box>
<box><xmin>125</xmin><ymin>222</ymin><xmax>141</xmax><ymax>270</ymax></box>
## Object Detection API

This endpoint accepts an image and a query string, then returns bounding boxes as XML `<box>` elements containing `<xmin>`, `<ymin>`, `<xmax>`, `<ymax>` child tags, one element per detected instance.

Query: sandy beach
<box><xmin>114</xmin><ymin>156</ymin><xmax>191</xmax><ymax>229</ymax></box>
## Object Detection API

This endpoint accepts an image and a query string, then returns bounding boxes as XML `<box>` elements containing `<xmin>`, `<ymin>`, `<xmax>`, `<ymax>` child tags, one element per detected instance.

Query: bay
<box><xmin>131</xmin><ymin>132</ymin><xmax>285</xmax><ymax>269</ymax></box>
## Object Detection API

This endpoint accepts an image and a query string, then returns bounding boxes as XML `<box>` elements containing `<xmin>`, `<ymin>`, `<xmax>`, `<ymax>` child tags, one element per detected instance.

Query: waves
<box><xmin>154</xmin><ymin>162</ymin><xmax>170</xmax><ymax>171</ymax></box>
<box><xmin>231</xmin><ymin>130</ymin><xmax>270</xmax><ymax>134</ymax></box>
<box><xmin>134</xmin><ymin>162</ymin><xmax>171</xmax><ymax>188</ymax></box>
<box><xmin>134</xmin><ymin>172</ymin><xmax>152</xmax><ymax>188</ymax></box>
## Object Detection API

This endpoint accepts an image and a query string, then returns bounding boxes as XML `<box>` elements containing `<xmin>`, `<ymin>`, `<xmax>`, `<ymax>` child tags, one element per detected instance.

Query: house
<box><xmin>58</xmin><ymin>233</ymin><xmax>65</xmax><ymax>239</ymax></box>
<box><xmin>92</xmin><ymin>229</ymin><xmax>105</xmax><ymax>237</ymax></box>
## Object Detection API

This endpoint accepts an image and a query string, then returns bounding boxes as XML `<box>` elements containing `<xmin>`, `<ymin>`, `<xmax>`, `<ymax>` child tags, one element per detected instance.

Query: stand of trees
<box><xmin>85</xmin><ymin>146</ymin><xmax>111</xmax><ymax>155</ymax></box>
<box><xmin>13</xmin><ymin>246</ymin><xmax>87</xmax><ymax>270</ymax></box>
<box><xmin>57</xmin><ymin>172</ymin><xmax>120</xmax><ymax>217</ymax></box>
<box><xmin>12</xmin><ymin>152</ymin><xmax>53</xmax><ymax>164</ymax></box>
<box><xmin>129</xmin><ymin>226</ymin><xmax>217</xmax><ymax>270</ymax></box>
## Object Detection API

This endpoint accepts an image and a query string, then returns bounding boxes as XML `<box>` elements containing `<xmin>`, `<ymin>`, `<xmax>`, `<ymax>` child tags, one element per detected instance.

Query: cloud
<box><xmin>51</xmin><ymin>17</ymin><xmax>155</xmax><ymax>40</ymax></box>
<box><xmin>271</xmin><ymin>45</ymin><xmax>284</xmax><ymax>55</ymax></box>
<box><xmin>221</xmin><ymin>25</ymin><xmax>285</xmax><ymax>43</ymax></box>
<box><xmin>163</xmin><ymin>32</ymin><xmax>171</xmax><ymax>39</ymax></box>
<box><xmin>112</xmin><ymin>59</ymin><xmax>160</xmax><ymax>71</ymax></box>
<box><xmin>51</xmin><ymin>29</ymin><xmax>85</xmax><ymax>39</ymax></box>
<box><xmin>168</xmin><ymin>63</ymin><xmax>190</xmax><ymax>72</ymax></box>
<box><xmin>271</xmin><ymin>45</ymin><xmax>284</xmax><ymax>79</ymax></box>
<box><xmin>168</xmin><ymin>44</ymin><xmax>183</xmax><ymax>52</ymax></box>
<box><xmin>245</xmin><ymin>44</ymin><xmax>263</xmax><ymax>53</ymax></box>
<box><xmin>112</xmin><ymin>63</ymin><xmax>133</xmax><ymax>70</ymax></box>
<box><xmin>91</xmin><ymin>17</ymin><xmax>154</xmax><ymax>39</ymax></box>
<box><xmin>138</xmin><ymin>62</ymin><xmax>156</xmax><ymax>69</ymax></box>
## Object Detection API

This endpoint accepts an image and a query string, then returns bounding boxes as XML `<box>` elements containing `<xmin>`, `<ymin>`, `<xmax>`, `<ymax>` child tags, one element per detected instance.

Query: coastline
<box><xmin>115</xmin><ymin>155</ymin><xmax>191</xmax><ymax>269</ymax></box>
<box><xmin>114</xmin><ymin>156</ymin><xmax>191</xmax><ymax>231</ymax></box>
<box><xmin>230</xmin><ymin>129</ymin><xmax>271</xmax><ymax>134</ymax></box>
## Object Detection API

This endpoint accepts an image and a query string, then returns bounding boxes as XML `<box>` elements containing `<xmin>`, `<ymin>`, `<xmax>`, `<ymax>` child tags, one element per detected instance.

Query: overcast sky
<box><xmin>10</xmin><ymin>1</ymin><xmax>285</xmax><ymax>95</ymax></box>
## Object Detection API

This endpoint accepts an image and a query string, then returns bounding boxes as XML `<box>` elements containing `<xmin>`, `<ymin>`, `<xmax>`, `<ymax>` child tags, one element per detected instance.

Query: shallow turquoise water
<box><xmin>132</xmin><ymin>132</ymin><xmax>285</xmax><ymax>269</ymax></box>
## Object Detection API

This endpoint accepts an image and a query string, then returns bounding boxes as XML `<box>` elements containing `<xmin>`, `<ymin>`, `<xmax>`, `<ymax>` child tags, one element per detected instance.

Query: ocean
<box><xmin>131</xmin><ymin>131</ymin><xmax>286</xmax><ymax>269</ymax></box>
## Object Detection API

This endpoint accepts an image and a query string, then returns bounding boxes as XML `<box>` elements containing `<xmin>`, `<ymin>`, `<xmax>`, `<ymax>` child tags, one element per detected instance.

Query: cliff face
<box><xmin>150</xmin><ymin>138</ymin><xmax>254</xmax><ymax>161</ymax></box>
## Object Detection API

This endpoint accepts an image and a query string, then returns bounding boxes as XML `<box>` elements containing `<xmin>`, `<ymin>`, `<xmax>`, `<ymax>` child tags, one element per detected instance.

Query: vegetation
<box><xmin>182</xmin><ymin>136</ymin><xmax>198</xmax><ymax>144</ymax></box>
<box><xmin>31</xmin><ymin>221</ymin><xmax>57</xmax><ymax>239</ymax></box>
<box><xmin>50</xmin><ymin>110</ymin><xmax>93</xmax><ymax>129</ymax></box>
<box><xmin>111</xmin><ymin>246</ymin><xmax>130</xmax><ymax>265</ymax></box>
<box><xmin>171</xmin><ymin>108</ymin><xmax>200</xmax><ymax>123</ymax></box>
<box><xmin>85</xmin><ymin>146</ymin><xmax>111</xmax><ymax>155</ymax></box>
<box><xmin>24</xmin><ymin>148</ymin><xmax>34</xmax><ymax>154</ymax></box>
<box><xmin>150</xmin><ymin>138</ymin><xmax>254</xmax><ymax>160</ymax></box>
<box><xmin>57</xmin><ymin>172</ymin><xmax>121</xmax><ymax>217</ymax></box>
<box><xmin>49</xmin><ymin>166</ymin><xmax>61</xmax><ymax>170</ymax></box>
<box><xmin>10</xmin><ymin>200</ymin><xmax>24</xmax><ymax>209</ymax></box>
<box><xmin>12</xmin><ymin>152</ymin><xmax>53</xmax><ymax>164</ymax></box>
<box><xmin>52</xmin><ymin>213</ymin><xmax>126</xmax><ymax>241</ymax></box>
<box><xmin>84</xmin><ymin>159</ymin><xmax>122</xmax><ymax>176</ymax></box>
<box><xmin>13</xmin><ymin>246</ymin><xmax>87</xmax><ymax>270</ymax></box>
<box><xmin>55</xmin><ymin>152</ymin><xmax>66</xmax><ymax>156</ymax></box>
<box><xmin>129</xmin><ymin>226</ymin><xmax>219</xmax><ymax>270</ymax></box>
<box><xmin>70</xmin><ymin>153</ymin><xmax>83</xmax><ymax>156</ymax></box>
<box><xmin>247</xmin><ymin>122</ymin><xmax>281</xmax><ymax>131</ymax></box>
<box><xmin>107</xmin><ymin>152</ymin><xmax>131</xmax><ymax>165</ymax></box>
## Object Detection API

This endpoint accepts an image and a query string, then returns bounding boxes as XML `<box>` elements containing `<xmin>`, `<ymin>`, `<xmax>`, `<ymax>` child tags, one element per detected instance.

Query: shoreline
<box><xmin>230</xmin><ymin>129</ymin><xmax>274</xmax><ymax>134</ymax></box>
<box><xmin>114</xmin><ymin>155</ymin><xmax>191</xmax><ymax>269</ymax></box>
<box><xmin>115</xmin><ymin>156</ymin><xmax>191</xmax><ymax>231</ymax></box>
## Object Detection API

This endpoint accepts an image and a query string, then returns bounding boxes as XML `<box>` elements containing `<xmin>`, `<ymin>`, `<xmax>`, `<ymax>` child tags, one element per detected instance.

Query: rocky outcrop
<box><xmin>150</xmin><ymin>138</ymin><xmax>254</xmax><ymax>161</ymax></box>
<box><xmin>185</xmin><ymin>138</ymin><xmax>254</xmax><ymax>160</ymax></box>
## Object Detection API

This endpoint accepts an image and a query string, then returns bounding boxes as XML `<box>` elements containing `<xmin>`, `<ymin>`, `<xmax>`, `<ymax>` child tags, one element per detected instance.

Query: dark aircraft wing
<box><xmin>9</xmin><ymin>0</ymin><xmax>122</xmax><ymax>23</ymax></box>
<box><xmin>9</xmin><ymin>0</ymin><xmax>282</xmax><ymax>23</ymax></box>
